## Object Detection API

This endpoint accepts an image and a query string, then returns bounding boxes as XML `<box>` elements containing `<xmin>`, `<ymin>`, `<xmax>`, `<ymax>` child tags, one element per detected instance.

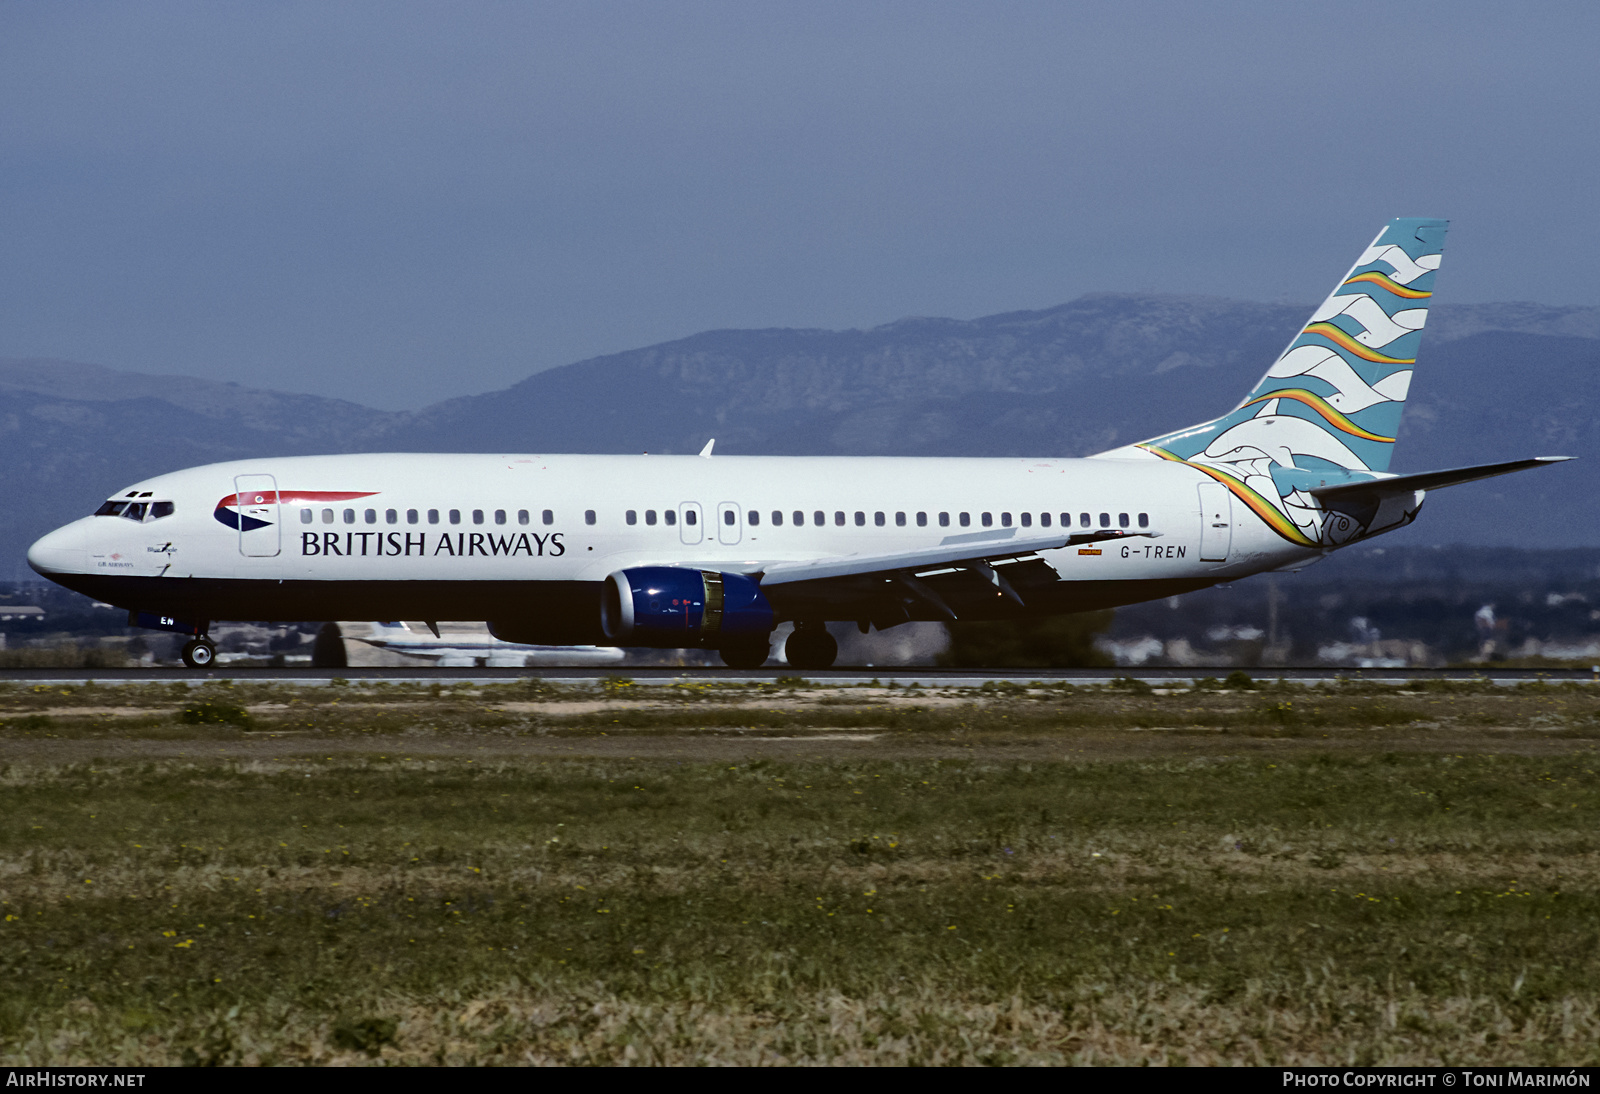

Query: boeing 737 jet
<box><xmin>27</xmin><ymin>218</ymin><xmax>1569</xmax><ymax>669</ymax></box>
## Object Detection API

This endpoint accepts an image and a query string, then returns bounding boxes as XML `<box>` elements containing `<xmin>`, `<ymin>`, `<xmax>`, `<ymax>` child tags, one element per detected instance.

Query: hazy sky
<box><xmin>3</xmin><ymin>2</ymin><xmax>1598</xmax><ymax>409</ymax></box>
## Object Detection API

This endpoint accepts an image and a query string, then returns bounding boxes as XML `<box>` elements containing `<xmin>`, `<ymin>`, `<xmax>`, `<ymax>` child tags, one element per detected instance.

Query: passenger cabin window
<box><xmin>938</xmin><ymin>512</ymin><xmax>949</xmax><ymax>527</ymax></box>
<box><xmin>323</xmin><ymin>509</ymin><xmax>335</xmax><ymax>524</ymax></box>
<box><xmin>1119</xmin><ymin>512</ymin><xmax>1130</xmax><ymax>528</ymax></box>
<box><xmin>494</xmin><ymin>509</ymin><xmax>506</xmax><ymax>525</ymax></box>
<box><xmin>772</xmin><ymin>511</ymin><xmax>783</xmax><ymax>526</ymax></box>
<box><xmin>449</xmin><ymin>509</ymin><xmax>461</xmax><ymax>525</ymax></box>
<box><xmin>665</xmin><ymin>510</ymin><xmax>677</xmax><ymax>526</ymax></box>
<box><xmin>813</xmin><ymin>511</ymin><xmax>824</xmax><ymax>526</ymax></box>
<box><xmin>682</xmin><ymin>510</ymin><xmax>694</xmax><ymax>526</ymax></box>
<box><xmin>428</xmin><ymin>509</ymin><xmax>439</xmax><ymax>524</ymax></box>
<box><xmin>344</xmin><ymin>509</ymin><xmax>356</xmax><ymax>524</ymax></box>
<box><xmin>585</xmin><ymin>510</ymin><xmax>596</xmax><ymax>525</ymax></box>
<box><xmin>1138</xmin><ymin>512</ymin><xmax>1149</xmax><ymax>528</ymax></box>
<box><xmin>645</xmin><ymin>510</ymin><xmax>657</xmax><ymax>526</ymax></box>
<box><xmin>854</xmin><ymin>511</ymin><xmax>865</xmax><ymax>527</ymax></box>
<box><xmin>1020</xmin><ymin>512</ymin><xmax>1031</xmax><ymax>527</ymax></box>
<box><xmin>834</xmin><ymin>511</ymin><xmax>845</xmax><ymax>526</ymax></box>
<box><xmin>748</xmin><ymin>510</ymin><xmax>759</xmax><ymax>526</ymax></box>
<box><xmin>1001</xmin><ymin>512</ymin><xmax>1012</xmax><ymax>527</ymax></box>
<box><xmin>895</xmin><ymin>512</ymin><xmax>905</xmax><ymax>527</ymax></box>
<box><xmin>518</xmin><ymin>510</ymin><xmax>530</xmax><ymax>525</ymax></box>
<box><xmin>724</xmin><ymin>509</ymin><xmax>737</xmax><ymax>526</ymax></box>
<box><xmin>407</xmin><ymin>509</ymin><xmax>419</xmax><ymax>524</ymax></box>
<box><xmin>959</xmin><ymin>513</ymin><xmax>971</xmax><ymax>527</ymax></box>
<box><xmin>543</xmin><ymin>510</ymin><xmax>554</xmax><ymax>525</ymax></box>
<box><xmin>386</xmin><ymin>509</ymin><xmax>397</xmax><ymax>524</ymax></box>
<box><xmin>626</xmin><ymin>510</ymin><xmax>638</xmax><ymax>525</ymax></box>
<box><xmin>981</xmin><ymin>512</ymin><xmax>992</xmax><ymax>527</ymax></box>
<box><xmin>1099</xmin><ymin>513</ymin><xmax>1110</xmax><ymax>527</ymax></box>
<box><xmin>916</xmin><ymin>512</ymin><xmax>927</xmax><ymax>527</ymax></box>
<box><xmin>300</xmin><ymin>508</ymin><xmax>312</xmax><ymax>524</ymax></box>
<box><xmin>472</xmin><ymin>510</ymin><xmax>484</xmax><ymax>525</ymax></box>
<box><xmin>365</xmin><ymin>509</ymin><xmax>377</xmax><ymax>524</ymax></box>
<box><xmin>1079</xmin><ymin>513</ymin><xmax>1090</xmax><ymax>528</ymax></box>
<box><xmin>1040</xmin><ymin>513</ymin><xmax>1050</xmax><ymax>527</ymax></box>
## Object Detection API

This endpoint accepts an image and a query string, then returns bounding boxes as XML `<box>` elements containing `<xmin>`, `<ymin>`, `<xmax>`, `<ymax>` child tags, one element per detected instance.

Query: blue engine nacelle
<box><xmin>601</xmin><ymin>567</ymin><xmax>774</xmax><ymax>647</ymax></box>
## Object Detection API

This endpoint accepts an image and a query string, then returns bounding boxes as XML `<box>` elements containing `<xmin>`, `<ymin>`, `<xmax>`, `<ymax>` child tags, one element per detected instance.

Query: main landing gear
<box><xmin>181</xmin><ymin>638</ymin><xmax>218</xmax><ymax>669</ymax></box>
<box><xmin>718</xmin><ymin>636</ymin><xmax>772</xmax><ymax>670</ymax></box>
<box><xmin>783</xmin><ymin>624</ymin><xmax>838</xmax><ymax>671</ymax></box>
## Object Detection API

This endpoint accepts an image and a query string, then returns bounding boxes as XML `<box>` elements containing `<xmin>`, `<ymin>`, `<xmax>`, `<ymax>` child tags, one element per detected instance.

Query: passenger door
<box><xmin>678</xmin><ymin>502</ymin><xmax>703</xmax><ymax>545</ymax></box>
<box><xmin>1197</xmin><ymin>481</ymin><xmax>1232</xmax><ymax>561</ymax></box>
<box><xmin>234</xmin><ymin>474</ymin><xmax>281</xmax><ymax>557</ymax></box>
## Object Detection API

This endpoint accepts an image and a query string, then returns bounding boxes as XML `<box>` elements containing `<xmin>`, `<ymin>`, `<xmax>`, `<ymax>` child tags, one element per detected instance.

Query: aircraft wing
<box><xmin>739</xmin><ymin>527</ymin><xmax>1158</xmax><ymax>619</ymax></box>
<box><xmin>631</xmin><ymin>528</ymin><xmax>1156</xmax><ymax>621</ymax></box>
<box><xmin>349</xmin><ymin>637</ymin><xmax>445</xmax><ymax>659</ymax></box>
<box><xmin>1310</xmin><ymin>456</ymin><xmax>1572</xmax><ymax>502</ymax></box>
<box><xmin>759</xmin><ymin>528</ymin><xmax>1151</xmax><ymax>585</ymax></box>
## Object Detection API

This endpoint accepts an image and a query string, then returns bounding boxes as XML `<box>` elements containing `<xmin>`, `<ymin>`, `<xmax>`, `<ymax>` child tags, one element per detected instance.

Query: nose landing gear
<box><xmin>181</xmin><ymin>638</ymin><xmax>218</xmax><ymax>669</ymax></box>
<box><xmin>128</xmin><ymin>612</ymin><xmax>215</xmax><ymax>669</ymax></box>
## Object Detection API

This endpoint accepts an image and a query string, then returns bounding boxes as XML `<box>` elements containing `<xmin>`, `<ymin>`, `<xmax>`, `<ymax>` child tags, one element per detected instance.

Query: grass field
<box><xmin>3</xmin><ymin>675</ymin><xmax>1599</xmax><ymax>1065</ymax></box>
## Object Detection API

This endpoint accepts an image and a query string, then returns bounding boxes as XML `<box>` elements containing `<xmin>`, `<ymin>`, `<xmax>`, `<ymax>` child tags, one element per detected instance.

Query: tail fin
<box><xmin>1095</xmin><ymin>217</ymin><xmax>1447</xmax><ymax>546</ymax></box>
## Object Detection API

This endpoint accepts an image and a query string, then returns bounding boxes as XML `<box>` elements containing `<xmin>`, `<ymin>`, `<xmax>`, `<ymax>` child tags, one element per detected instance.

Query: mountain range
<box><xmin>5</xmin><ymin>293</ymin><xmax>1598</xmax><ymax>576</ymax></box>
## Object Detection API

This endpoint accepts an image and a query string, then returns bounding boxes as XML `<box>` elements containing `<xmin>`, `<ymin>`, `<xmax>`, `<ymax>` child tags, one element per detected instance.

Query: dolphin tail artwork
<box><xmin>1095</xmin><ymin>217</ymin><xmax>1569</xmax><ymax>549</ymax></box>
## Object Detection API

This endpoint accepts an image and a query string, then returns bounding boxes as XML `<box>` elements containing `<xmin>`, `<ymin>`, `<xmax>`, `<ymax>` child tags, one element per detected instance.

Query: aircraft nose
<box><xmin>27</xmin><ymin>521</ymin><xmax>88</xmax><ymax>576</ymax></box>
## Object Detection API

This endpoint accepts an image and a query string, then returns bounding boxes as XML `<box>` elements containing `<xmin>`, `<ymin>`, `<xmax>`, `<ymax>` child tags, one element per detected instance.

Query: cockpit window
<box><xmin>94</xmin><ymin>499</ymin><xmax>174</xmax><ymax>521</ymax></box>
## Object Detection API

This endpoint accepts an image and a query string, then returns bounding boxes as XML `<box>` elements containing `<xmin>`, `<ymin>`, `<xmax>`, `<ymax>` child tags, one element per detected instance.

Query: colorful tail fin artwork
<box><xmin>1096</xmin><ymin>217</ymin><xmax>1448</xmax><ymax>548</ymax></box>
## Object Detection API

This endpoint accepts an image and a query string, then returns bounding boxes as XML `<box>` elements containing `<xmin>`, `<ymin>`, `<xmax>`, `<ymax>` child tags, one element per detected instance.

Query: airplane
<box><xmin>27</xmin><ymin>217</ymin><xmax>1570</xmax><ymax>670</ymax></box>
<box><xmin>351</xmin><ymin>620</ymin><xmax>625</xmax><ymax>668</ymax></box>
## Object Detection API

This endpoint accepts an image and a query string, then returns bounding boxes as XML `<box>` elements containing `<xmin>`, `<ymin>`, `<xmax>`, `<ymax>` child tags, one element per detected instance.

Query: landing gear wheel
<box><xmin>718</xmin><ymin>637</ymin><xmax>771</xmax><ymax>670</ymax></box>
<box><xmin>784</xmin><ymin>627</ymin><xmax>838</xmax><ymax>671</ymax></box>
<box><xmin>181</xmin><ymin>640</ymin><xmax>217</xmax><ymax>669</ymax></box>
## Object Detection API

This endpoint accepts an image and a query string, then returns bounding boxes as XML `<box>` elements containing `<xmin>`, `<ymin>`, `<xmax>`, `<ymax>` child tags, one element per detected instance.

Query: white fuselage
<box><xmin>28</xmin><ymin>452</ymin><xmax>1323</xmax><ymax>642</ymax></box>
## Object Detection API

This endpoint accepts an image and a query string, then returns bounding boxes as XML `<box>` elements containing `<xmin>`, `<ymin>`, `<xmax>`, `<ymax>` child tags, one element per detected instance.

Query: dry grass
<box><xmin>2</xmin><ymin>677</ymin><xmax>1599</xmax><ymax>1065</ymax></box>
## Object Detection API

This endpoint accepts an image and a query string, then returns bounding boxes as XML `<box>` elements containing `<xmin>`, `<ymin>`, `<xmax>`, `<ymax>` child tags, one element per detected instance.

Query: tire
<box><xmin>182</xmin><ymin>640</ymin><xmax>217</xmax><ymax>669</ymax></box>
<box><xmin>719</xmin><ymin>637</ymin><xmax>771</xmax><ymax>670</ymax></box>
<box><xmin>784</xmin><ymin>627</ymin><xmax>838</xmax><ymax>670</ymax></box>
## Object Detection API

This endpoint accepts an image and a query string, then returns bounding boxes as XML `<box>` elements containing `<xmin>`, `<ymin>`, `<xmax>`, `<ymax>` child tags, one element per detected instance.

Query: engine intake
<box><xmin>602</xmin><ymin>567</ymin><xmax>773</xmax><ymax>647</ymax></box>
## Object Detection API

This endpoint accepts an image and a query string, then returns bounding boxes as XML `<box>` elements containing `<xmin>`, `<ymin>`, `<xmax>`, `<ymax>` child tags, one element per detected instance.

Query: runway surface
<box><xmin>3</xmin><ymin>665</ymin><xmax>1595</xmax><ymax>687</ymax></box>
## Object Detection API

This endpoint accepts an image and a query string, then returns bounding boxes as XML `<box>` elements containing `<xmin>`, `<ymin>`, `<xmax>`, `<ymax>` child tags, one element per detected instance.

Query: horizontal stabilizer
<box><xmin>1310</xmin><ymin>457</ymin><xmax>1572</xmax><ymax>501</ymax></box>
